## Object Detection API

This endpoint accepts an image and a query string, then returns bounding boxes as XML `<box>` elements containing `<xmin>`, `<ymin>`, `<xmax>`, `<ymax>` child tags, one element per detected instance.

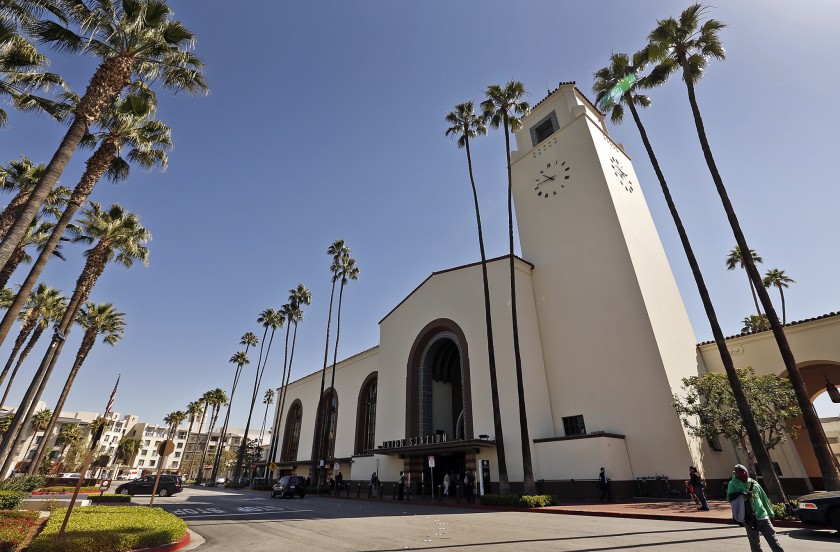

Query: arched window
<box><xmin>280</xmin><ymin>401</ymin><xmax>302</xmax><ymax>462</ymax></box>
<box><xmin>355</xmin><ymin>373</ymin><xmax>378</xmax><ymax>454</ymax></box>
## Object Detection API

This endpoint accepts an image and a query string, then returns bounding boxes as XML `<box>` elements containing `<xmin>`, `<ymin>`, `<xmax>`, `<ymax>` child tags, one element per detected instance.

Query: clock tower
<box><xmin>511</xmin><ymin>83</ymin><xmax>699</xmax><ymax>476</ymax></box>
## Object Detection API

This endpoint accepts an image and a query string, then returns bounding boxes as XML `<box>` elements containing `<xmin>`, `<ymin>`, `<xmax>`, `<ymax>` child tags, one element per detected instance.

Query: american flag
<box><xmin>104</xmin><ymin>375</ymin><xmax>121</xmax><ymax>415</ymax></box>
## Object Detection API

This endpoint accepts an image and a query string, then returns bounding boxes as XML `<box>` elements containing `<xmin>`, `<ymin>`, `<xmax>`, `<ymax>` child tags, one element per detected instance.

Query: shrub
<box><xmin>87</xmin><ymin>494</ymin><xmax>130</xmax><ymax>503</ymax></box>
<box><xmin>0</xmin><ymin>510</ymin><xmax>39</xmax><ymax>552</ymax></box>
<box><xmin>0</xmin><ymin>475</ymin><xmax>45</xmax><ymax>493</ymax></box>
<box><xmin>772</xmin><ymin>499</ymin><xmax>798</xmax><ymax>520</ymax></box>
<box><xmin>34</xmin><ymin>486</ymin><xmax>100</xmax><ymax>494</ymax></box>
<box><xmin>28</xmin><ymin>506</ymin><xmax>186</xmax><ymax>552</ymax></box>
<box><xmin>0</xmin><ymin>491</ymin><xmax>26</xmax><ymax>510</ymax></box>
<box><xmin>478</xmin><ymin>494</ymin><xmax>557</xmax><ymax>508</ymax></box>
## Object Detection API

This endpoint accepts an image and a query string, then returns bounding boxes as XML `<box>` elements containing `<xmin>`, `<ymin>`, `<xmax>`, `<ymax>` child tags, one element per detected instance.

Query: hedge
<box><xmin>0</xmin><ymin>491</ymin><xmax>26</xmax><ymax>510</ymax></box>
<box><xmin>34</xmin><ymin>486</ymin><xmax>100</xmax><ymax>494</ymax></box>
<box><xmin>0</xmin><ymin>475</ymin><xmax>45</xmax><ymax>493</ymax></box>
<box><xmin>28</xmin><ymin>506</ymin><xmax>186</xmax><ymax>552</ymax></box>
<box><xmin>0</xmin><ymin>510</ymin><xmax>40</xmax><ymax>552</ymax></box>
<box><xmin>478</xmin><ymin>494</ymin><xmax>557</xmax><ymax>508</ymax></box>
<box><xmin>87</xmin><ymin>494</ymin><xmax>131</xmax><ymax>503</ymax></box>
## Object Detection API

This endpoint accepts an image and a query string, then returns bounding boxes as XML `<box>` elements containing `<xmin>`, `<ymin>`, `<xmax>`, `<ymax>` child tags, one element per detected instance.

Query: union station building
<box><xmin>267</xmin><ymin>84</ymin><xmax>840</xmax><ymax>498</ymax></box>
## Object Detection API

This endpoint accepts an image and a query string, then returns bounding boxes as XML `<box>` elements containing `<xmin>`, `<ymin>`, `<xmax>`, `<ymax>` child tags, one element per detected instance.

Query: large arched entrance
<box><xmin>781</xmin><ymin>361</ymin><xmax>840</xmax><ymax>491</ymax></box>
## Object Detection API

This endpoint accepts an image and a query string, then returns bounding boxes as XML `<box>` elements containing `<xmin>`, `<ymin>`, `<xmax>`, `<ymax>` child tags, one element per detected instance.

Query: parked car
<box><xmin>57</xmin><ymin>472</ymin><xmax>81</xmax><ymax>479</ymax></box>
<box><xmin>796</xmin><ymin>490</ymin><xmax>840</xmax><ymax>531</ymax></box>
<box><xmin>115</xmin><ymin>475</ymin><xmax>183</xmax><ymax>497</ymax></box>
<box><xmin>215</xmin><ymin>476</ymin><xmax>227</xmax><ymax>485</ymax></box>
<box><xmin>271</xmin><ymin>475</ymin><xmax>306</xmax><ymax>499</ymax></box>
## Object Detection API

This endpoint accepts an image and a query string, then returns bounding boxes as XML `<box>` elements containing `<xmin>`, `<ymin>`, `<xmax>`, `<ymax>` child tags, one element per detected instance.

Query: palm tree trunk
<box><xmin>465</xmin><ymin>136</ymin><xmax>509</xmax><ymax>495</ymax></box>
<box><xmin>625</xmin><ymin>97</ymin><xmax>786</xmax><ymax>500</ymax></box>
<box><xmin>780</xmin><ymin>288</ymin><xmax>787</xmax><ymax>325</ymax></box>
<box><xmin>259</xmin><ymin>400</ymin><xmax>271</xmax><ymax>443</ymax></box>
<box><xmin>195</xmin><ymin>406</ymin><xmax>219</xmax><ymax>485</ymax></box>
<box><xmin>312</xmin><ymin>278</ymin><xmax>337</xmax><ymax>482</ymax></box>
<box><xmin>0</xmin><ymin>54</ymin><xmax>132</xmax><ymax>270</ymax></box>
<box><xmin>210</xmin><ymin>364</ymin><xmax>244</xmax><ymax>483</ymax></box>
<box><xmin>0</xmin><ymin>246</ymin><xmax>24</xmax><ymax>289</ymax></box>
<box><xmin>0</xmin><ymin>193</ymin><xmax>30</xmax><ymax>242</ymax></box>
<box><xmin>747</xmin><ymin>275</ymin><xmax>762</xmax><ymax>317</ymax></box>
<box><xmin>266</xmin><ymin>323</ymin><xmax>293</xmax><ymax>480</ymax></box>
<box><xmin>0</xmin><ymin>317</ymin><xmax>37</xmax><ymax>395</ymax></box>
<box><xmin>28</xmin><ymin>334</ymin><xmax>95</xmax><ymax>474</ymax></box>
<box><xmin>0</xmin><ymin>140</ymin><xmax>117</xmax><ymax>350</ymax></box>
<box><xmin>502</xmin><ymin>113</ymin><xmax>535</xmax><ymax>495</ymax></box>
<box><xmin>0</xmin><ymin>326</ymin><xmax>45</xmax><ymax>410</ymax></box>
<box><xmin>186</xmin><ymin>408</ymin><xmax>207</xmax><ymax>480</ymax></box>
<box><xmin>681</xmin><ymin>68</ymin><xmax>840</xmax><ymax>490</ymax></box>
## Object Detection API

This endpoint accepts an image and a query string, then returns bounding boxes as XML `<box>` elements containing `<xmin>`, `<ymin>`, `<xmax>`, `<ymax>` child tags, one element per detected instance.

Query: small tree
<box><xmin>673</xmin><ymin>366</ymin><xmax>801</xmax><ymax>472</ymax></box>
<box><xmin>741</xmin><ymin>315</ymin><xmax>770</xmax><ymax>333</ymax></box>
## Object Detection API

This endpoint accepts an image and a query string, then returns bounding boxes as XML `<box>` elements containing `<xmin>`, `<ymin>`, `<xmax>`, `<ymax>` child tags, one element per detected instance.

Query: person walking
<box><xmin>598</xmin><ymin>467</ymin><xmax>611</xmax><ymax>503</ymax></box>
<box><xmin>443</xmin><ymin>472</ymin><xmax>450</xmax><ymax>496</ymax></box>
<box><xmin>464</xmin><ymin>468</ymin><xmax>475</xmax><ymax>503</ymax></box>
<box><xmin>398</xmin><ymin>471</ymin><xmax>405</xmax><ymax>500</ymax></box>
<box><xmin>335</xmin><ymin>471</ymin><xmax>343</xmax><ymax>495</ymax></box>
<box><xmin>727</xmin><ymin>464</ymin><xmax>785</xmax><ymax>551</ymax></box>
<box><xmin>370</xmin><ymin>472</ymin><xmax>379</xmax><ymax>497</ymax></box>
<box><xmin>690</xmin><ymin>466</ymin><xmax>709</xmax><ymax>511</ymax></box>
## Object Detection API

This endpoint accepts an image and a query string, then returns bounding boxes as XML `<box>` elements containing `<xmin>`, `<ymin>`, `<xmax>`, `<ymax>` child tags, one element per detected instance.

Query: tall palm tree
<box><xmin>0</xmin><ymin>157</ymin><xmax>45</xmax><ymax>240</ymax></box>
<box><xmin>647</xmin><ymin>2</ymin><xmax>840</xmax><ymax>489</ymax></box>
<box><xmin>56</xmin><ymin>422</ymin><xmax>81</xmax><ymax>463</ymax></box>
<box><xmin>233</xmin><ymin>312</ymin><xmax>284</xmax><ymax>483</ymax></box>
<box><xmin>0</xmin><ymin>202</ymin><xmax>149</xmax><ymax>477</ymax></box>
<box><xmin>0</xmin><ymin>88</ymin><xmax>169</xmax><ymax>349</ymax></box>
<box><xmin>0</xmin><ymin>218</ymin><xmax>66</xmax><ymax>288</ymax></box>
<box><xmin>0</xmin><ymin>284</ymin><xmax>65</xmax><ymax>409</ymax></box>
<box><xmin>163</xmin><ymin>410</ymin><xmax>186</xmax><ymax>440</ymax></box>
<box><xmin>0</xmin><ymin>283</ymin><xmax>62</xmax><ymax>394</ymax></box>
<box><xmin>194</xmin><ymin>388</ymin><xmax>226</xmax><ymax>484</ymax></box>
<box><xmin>23</xmin><ymin>407</ymin><xmax>51</xmax><ymax>466</ymax></box>
<box><xmin>0</xmin><ymin>0</ymin><xmax>206</xmax><ymax>269</ymax></box>
<box><xmin>115</xmin><ymin>435</ymin><xmax>137</xmax><ymax>469</ymax></box>
<box><xmin>265</xmin><ymin>302</ymin><xmax>293</xmax><ymax>476</ymax></box>
<box><xmin>181</xmin><ymin>399</ymin><xmax>203</xmax><ymax>478</ymax></box>
<box><xmin>270</xmin><ymin>286</ymin><xmax>310</xmax><ymax>478</ymax></box>
<box><xmin>258</xmin><ymin>388</ymin><xmax>274</xmax><ymax>443</ymax></box>
<box><xmin>592</xmin><ymin>51</ymin><xmax>787</xmax><ymax>500</ymax></box>
<box><xmin>445</xmin><ymin>101</ymin><xmax>510</xmax><ymax>494</ymax></box>
<box><xmin>209</xmin><ymin>351</ymin><xmax>249</xmax><ymax>483</ymax></box>
<box><xmin>725</xmin><ymin>246</ymin><xmax>764</xmax><ymax>317</ymax></box>
<box><xmin>763</xmin><ymin>269</ymin><xmax>794</xmax><ymax>325</ymax></box>
<box><xmin>28</xmin><ymin>301</ymin><xmax>124</xmax><ymax>473</ymax></box>
<box><xmin>481</xmin><ymin>81</ymin><xmax>535</xmax><ymax>494</ymax></box>
<box><xmin>312</xmin><ymin>241</ymin><xmax>346</xmax><ymax>481</ymax></box>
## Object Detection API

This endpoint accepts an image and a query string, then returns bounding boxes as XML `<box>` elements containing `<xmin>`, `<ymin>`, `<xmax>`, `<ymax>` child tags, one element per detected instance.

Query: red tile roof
<box><xmin>697</xmin><ymin>311</ymin><xmax>840</xmax><ymax>345</ymax></box>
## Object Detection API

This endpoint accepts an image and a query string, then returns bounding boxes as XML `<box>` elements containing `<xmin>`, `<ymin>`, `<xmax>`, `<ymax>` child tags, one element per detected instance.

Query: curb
<box><xmin>132</xmin><ymin>531</ymin><xmax>190</xmax><ymax>552</ymax></box>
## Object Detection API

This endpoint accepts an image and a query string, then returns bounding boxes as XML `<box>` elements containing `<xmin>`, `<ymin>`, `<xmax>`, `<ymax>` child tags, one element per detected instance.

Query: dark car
<box><xmin>115</xmin><ymin>475</ymin><xmax>184</xmax><ymax>497</ymax></box>
<box><xmin>796</xmin><ymin>490</ymin><xmax>840</xmax><ymax>531</ymax></box>
<box><xmin>271</xmin><ymin>475</ymin><xmax>306</xmax><ymax>499</ymax></box>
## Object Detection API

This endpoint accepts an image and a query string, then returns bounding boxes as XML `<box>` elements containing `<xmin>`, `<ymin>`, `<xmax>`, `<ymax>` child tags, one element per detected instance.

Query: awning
<box><xmin>374</xmin><ymin>438</ymin><xmax>496</xmax><ymax>456</ymax></box>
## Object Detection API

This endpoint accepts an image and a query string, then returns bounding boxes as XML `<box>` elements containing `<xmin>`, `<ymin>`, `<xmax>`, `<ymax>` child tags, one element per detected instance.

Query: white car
<box><xmin>215</xmin><ymin>477</ymin><xmax>226</xmax><ymax>485</ymax></box>
<box><xmin>57</xmin><ymin>472</ymin><xmax>81</xmax><ymax>479</ymax></box>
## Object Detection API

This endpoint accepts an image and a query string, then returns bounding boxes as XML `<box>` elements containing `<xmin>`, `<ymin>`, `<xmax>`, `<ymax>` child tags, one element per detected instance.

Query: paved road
<box><xmin>151</xmin><ymin>487</ymin><xmax>838</xmax><ymax>551</ymax></box>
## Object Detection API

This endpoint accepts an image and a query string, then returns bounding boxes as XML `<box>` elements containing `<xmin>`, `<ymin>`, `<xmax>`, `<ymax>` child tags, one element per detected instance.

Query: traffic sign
<box><xmin>157</xmin><ymin>440</ymin><xmax>175</xmax><ymax>457</ymax></box>
<box><xmin>268</xmin><ymin>463</ymin><xmax>277</xmax><ymax>471</ymax></box>
<box><xmin>428</xmin><ymin>455</ymin><xmax>435</xmax><ymax>468</ymax></box>
<box><xmin>99</xmin><ymin>480</ymin><xmax>111</xmax><ymax>492</ymax></box>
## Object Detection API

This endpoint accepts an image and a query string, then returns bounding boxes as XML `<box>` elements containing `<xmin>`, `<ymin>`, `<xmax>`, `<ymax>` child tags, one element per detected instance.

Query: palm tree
<box><xmin>0</xmin><ymin>218</ymin><xmax>67</xmax><ymax>289</ymax></box>
<box><xmin>0</xmin><ymin>88</ymin><xmax>169</xmax><ymax>349</ymax></box>
<box><xmin>194</xmin><ymin>388</ymin><xmax>226</xmax><ymax>484</ymax></box>
<box><xmin>592</xmin><ymin>51</ymin><xmax>788</xmax><ymax>500</ymax></box>
<box><xmin>0</xmin><ymin>0</ymin><xmax>206</xmax><ymax>269</ymax></box>
<box><xmin>232</xmin><ymin>312</ymin><xmax>284</xmax><ymax>483</ymax></box>
<box><xmin>23</xmin><ymin>407</ymin><xmax>51</xmax><ymax>466</ymax></box>
<box><xmin>181</xmin><ymin>399</ymin><xmax>202</xmax><ymax>473</ymax></box>
<box><xmin>56</xmin><ymin>422</ymin><xmax>82</xmax><ymax>463</ymax></box>
<box><xmin>481</xmin><ymin>81</ymin><xmax>535</xmax><ymax>495</ymax></box>
<box><xmin>445</xmin><ymin>101</ymin><xmax>510</xmax><ymax>494</ymax></box>
<box><xmin>209</xmin><ymin>351</ymin><xmax>249</xmax><ymax>483</ymax></box>
<box><xmin>0</xmin><ymin>284</ymin><xmax>64</xmax><ymax>410</ymax></box>
<box><xmin>0</xmin><ymin>283</ymin><xmax>62</xmax><ymax>396</ymax></box>
<box><xmin>725</xmin><ymin>246</ymin><xmax>764</xmax><ymax>317</ymax></box>
<box><xmin>258</xmin><ymin>388</ymin><xmax>274</xmax><ymax>443</ymax></box>
<box><xmin>741</xmin><ymin>315</ymin><xmax>770</xmax><ymax>334</ymax></box>
<box><xmin>312</xmin><ymin>241</ymin><xmax>346</xmax><ymax>482</ymax></box>
<box><xmin>115</xmin><ymin>435</ymin><xmax>138</xmax><ymax>470</ymax></box>
<box><xmin>763</xmin><ymin>269</ymin><xmax>794</xmax><ymax>324</ymax></box>
<box><xmin>163</xmin><ymin>410</ymin><xmax>186</xmax><ymax>440</ymax></box>
<box><xmin>0</xmin><ymin>1</ymin><xmax>66</xmax><ymax>127</ymax></box>
<box><xmin>647</xmin><ymin>2</ymin><xmax>840</xmax><ymax>489</ymax></box>
<box><xmin>0</xmin><ymin>202</ymin><xmax>149</xmax><ymax>477</ymax></box>
<box><xmin>28</xmin><ymin>301</ymin><xmax>124</xmax><ymax>473</ymax></box>
<box><xmin>0</xmin><ymin>157</ymin><xmax>45</xmax><ymax>240</ymax></box>
<box><xmin>270</xmin><ymin>286</ymin><xmax>310</xmax><ymax>478</ymax></box>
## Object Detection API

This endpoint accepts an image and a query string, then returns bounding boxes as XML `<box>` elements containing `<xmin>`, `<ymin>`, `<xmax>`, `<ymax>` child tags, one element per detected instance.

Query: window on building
<box><xmin>562</xmin><ymin>415</ymin><xmax>586</xmax><ymax>436</ymax></box>
<box><xmin>355</xmin><ymin>375</ymin><xmax>377</xmax><ymax>454</ymax></box>
<box><xmin>138</xmin><ymin>460</ymin><xmax>145</xmax><ymax>466</ymax></box>
<box><xmin>827</xmin><ymin>436</ymin><xmax>839</xmax><ymax>444</ymax></box>
<box><xmin>140</xmin><ymin>450</ymin><xmax>147</xmax><ymax>456</ymax></box>
<box><xmin>143</xmin><ymin>440</ymin><xmax>150</xmax><ymax>446</ymax></box>
<box><xmin>149</xmin><ymin>460</ymin><xmax>155</xmax><ymax>467</ymax></box>
<box><xmin>171</xmin><ymin>461</ymin><xmax>178</xmax><ymax>467</ymax></box>
<box><xmin>313</xmin><ymin>391</ymin><xmax>338</xmax><ymax>462</ymax></box>
<box><xmin>34</xmin><ymin>436</ymin><xmax>42</xmax><ymax>444</ymax></box>
<box><xmin>281</xmin><ymin>401</ymin><xmax>303</xmax><ymax>462</ymax></box>
<box><xmin>174</xmin><ymin>452</ymin><xmax>181</xmax><ymax>458</ymax></box>
<box><xmin>529</xmin><ymin>111</ymin><xmax>559</xmax><ymax>147</ymax></box>
<box><xmin>176</xmin><ymin>442</ymin><xmax>183</xmax><ymax>448</ymax></box>
<box><xmin>178</xmin><ymin>431</ymin><xmax>186</xmax><ymax>440</ymax></box>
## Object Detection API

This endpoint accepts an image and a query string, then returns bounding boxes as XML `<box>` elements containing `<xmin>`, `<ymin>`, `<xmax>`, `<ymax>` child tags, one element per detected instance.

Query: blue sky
<box><xmin>0</xmin><ymin>0</ymin><xmax>838</xmax><ymax>432</ymax></box>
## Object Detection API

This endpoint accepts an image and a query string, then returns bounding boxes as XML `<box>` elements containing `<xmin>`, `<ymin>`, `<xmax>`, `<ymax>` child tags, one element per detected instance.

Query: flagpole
<box><xmin>59</xmin><ymin>375</ymin><xmax>121</xmax><ymax>538</ymax></box>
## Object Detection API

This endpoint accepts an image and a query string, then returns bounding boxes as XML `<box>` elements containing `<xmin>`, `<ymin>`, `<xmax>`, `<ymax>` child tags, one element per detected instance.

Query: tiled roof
<box><xmin>697</xmin><ymin>311</ymin><xmax>840</xmax><ymax>346</ymax></box>
<box><xmin>531</xmin><ymin>81</ymin><xmax>605</xmax><ymax>117</ymax></box>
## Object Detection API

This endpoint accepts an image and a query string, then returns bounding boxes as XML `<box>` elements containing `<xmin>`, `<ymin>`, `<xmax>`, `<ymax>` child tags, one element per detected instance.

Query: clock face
<box><xmin>609</xmin><ymin>156</ymin><xmax>633</xmax><ymax>193</ymax></box>
<box><xmin>533</xmin><ymin>159</ymin><xmax>570</xmax><ymax>199</ymax></box>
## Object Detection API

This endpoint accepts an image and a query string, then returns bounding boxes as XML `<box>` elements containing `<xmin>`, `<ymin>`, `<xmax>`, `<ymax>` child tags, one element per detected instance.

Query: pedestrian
<box><xmin>598</xmin><ymin>467</ymin><xmax>611</xmax><ymax>503</ymax></box>
<box><xmin>370</xmin><ymin>472</ymin><xmax>379</xmax><ymax>490</ymax></box>
<box><xmin>464</xmin><ymin>468</ymin><xmax>475</xmax><ymax>503</ymax></box>
<box><xmin>398</xmin><ymin>470</ymin><xmax>405</xmax><ymax>500</ymax></box>
<box><xmin>443</xmin><ymin>472</ymin><xmax>450</xmax><ymax>496</ymax></box>
<box><xmin>727</xmin><ymin>464</ymin><xmax>785</xmax><ymax>551</ymax></box>
<box><xmin>336</xmin><ymin>471</ymin><xmax>343</xmax><ymax>495</ymax></box>
<box><xmin>689</xmin><ymin>466</ymin><xmax>709</xmax><ymax>511</ymax></box>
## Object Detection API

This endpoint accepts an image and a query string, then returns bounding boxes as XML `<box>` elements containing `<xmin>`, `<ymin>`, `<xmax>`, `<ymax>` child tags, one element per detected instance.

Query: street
<box><xmin>149</xmin><ymin>487</ymin><xmax>839</xmax><ymax>551</ymax></box>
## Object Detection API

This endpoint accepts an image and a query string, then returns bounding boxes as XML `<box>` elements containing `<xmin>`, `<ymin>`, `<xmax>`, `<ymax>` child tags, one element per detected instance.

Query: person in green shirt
<box><xmin>726</xmin><ymin>464</ymin><xmax>785</xmax><ymax>551</ymax></box>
